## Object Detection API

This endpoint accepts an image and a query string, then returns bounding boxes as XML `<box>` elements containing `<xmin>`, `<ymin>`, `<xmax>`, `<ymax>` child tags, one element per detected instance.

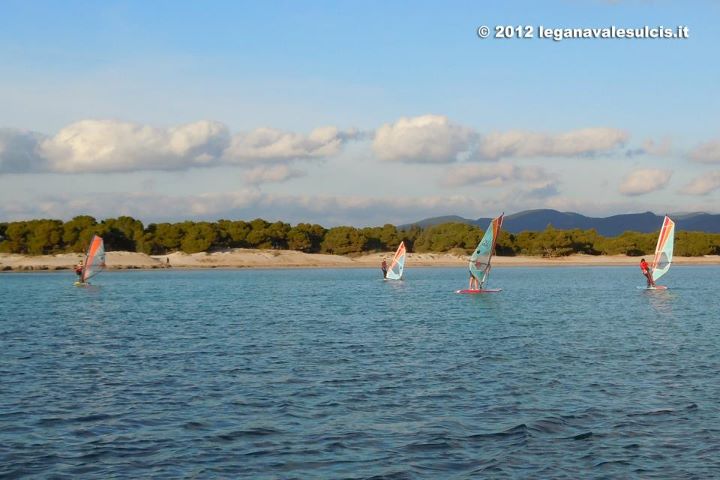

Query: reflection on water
<box><xmin>641</xmin><ymin>289</ymin><xmax>677</xmax><ymax>317</ymax></box>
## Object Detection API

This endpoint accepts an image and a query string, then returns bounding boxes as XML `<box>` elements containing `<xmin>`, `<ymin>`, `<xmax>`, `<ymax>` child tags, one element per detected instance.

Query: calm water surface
<box><xmin>1</xmin><ymin>266</ymin><xmax>719</xmax><ymax>478</ymax></box>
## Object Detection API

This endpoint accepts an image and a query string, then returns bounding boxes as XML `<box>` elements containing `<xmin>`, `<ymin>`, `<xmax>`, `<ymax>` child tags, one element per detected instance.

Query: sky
<box><xmin>0</xmin><ymin>0</ymin><xmax>718</xmax><ymax>226</ymax></box>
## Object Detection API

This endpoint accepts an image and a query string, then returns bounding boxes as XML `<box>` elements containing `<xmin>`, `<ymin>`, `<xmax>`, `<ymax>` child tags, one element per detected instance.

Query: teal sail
<box><xmin>469</xmin><ymin>214</ymin><xmax>504</xmax><ymax>289</ymax></box>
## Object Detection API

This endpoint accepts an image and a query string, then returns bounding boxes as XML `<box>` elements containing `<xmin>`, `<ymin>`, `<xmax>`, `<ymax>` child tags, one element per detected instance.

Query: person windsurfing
<box><xmin>468</xmin><ymin>271</ymin><xmax>479</xmax><ymax>290</ymax></box>
<box><xmin>74</xmin><ymin>261</ymin><xmax>84</xmax><ymax>283</ymax></box>
<box><xmin>640</xmin><ymin>258</ymin><xmax>655</xmax><ymax>287</ymax></box>
<box><xmin>381</xmin><ymin>259</ymin><xmax>388</xmax><ymax>278</ymax></box>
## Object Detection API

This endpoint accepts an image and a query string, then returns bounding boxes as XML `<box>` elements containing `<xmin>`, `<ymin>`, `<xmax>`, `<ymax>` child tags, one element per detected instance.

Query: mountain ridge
<box><xmin>400</xmin><ymin>209</ymin><xmax>720</xmax><ymax>236</ymax></box>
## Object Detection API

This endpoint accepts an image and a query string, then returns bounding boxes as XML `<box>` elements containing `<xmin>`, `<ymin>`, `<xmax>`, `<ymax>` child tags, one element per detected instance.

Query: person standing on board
<box><xmin>381</xmin><ymin>259</ymin><xmax>388</xmax><ymax>278</ymax></box>
<box><xmin>74</xmin><ymin>262</ymin><xmax>84</xmax><ymax>282</ymax></box>
<box><xmin>640</xmin><ymin>258</ymin><xmax>655</xmax><ymax>287</ymax></box>
<box><xmin>468</xmin><ymin>271</ymin><xmax>479</xmax><ymax>290</ymax></box>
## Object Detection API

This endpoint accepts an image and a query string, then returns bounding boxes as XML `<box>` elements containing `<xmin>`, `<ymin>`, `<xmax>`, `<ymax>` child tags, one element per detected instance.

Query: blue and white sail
<box><xmin>385</xmin><ymin>241</ymin><xmax>406</xmax><ymax>280</ymax></box>
<box><xmin>469</xmin><ymin>214</ymin><xmax>504</xmax><ymax>289</ymax></box>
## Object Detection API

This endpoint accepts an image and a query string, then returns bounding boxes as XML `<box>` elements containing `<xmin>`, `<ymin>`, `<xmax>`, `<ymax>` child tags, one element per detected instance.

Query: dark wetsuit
<box><xmin>381</xmin><ymin>261</ymin><xmax>388</xmax><ymax>278</ymax></box>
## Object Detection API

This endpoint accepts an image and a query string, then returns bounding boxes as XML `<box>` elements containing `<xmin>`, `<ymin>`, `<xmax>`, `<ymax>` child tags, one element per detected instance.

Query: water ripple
<box><xmin>1</xmin><ymin>267</ymin><xmax>720</xmax><ymax>478</ymax></box>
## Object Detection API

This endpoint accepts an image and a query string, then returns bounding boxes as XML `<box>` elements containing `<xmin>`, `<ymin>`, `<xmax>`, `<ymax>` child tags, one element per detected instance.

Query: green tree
<box><xmin>533</xmin><ymin>225</ymin><xmax>573</xmax><ymax>257</ymax></box>
<box><xmin>413</xmin><ymin>223</ymin><xmax>481</xmax><ymax>253</ymax></box>
<box><xmin>246</xmin><ymin>218</ymin><xmax>271</xmax><ymax>248</ymax></box>
<box><xmin>180</xmin><ymin>222</ymin><xmax>218</xmax><ymax>253</ymax></box>
<box><xmin>26</xmin><ymin>219</ymin><xmax>64</xmax><ymax>254</ymax></box>
<box><xmin>217</xmin><ymin>220</ymin><xmax>251</xmax><ymax>248</ymax></box>
<box><xmin>287</xmin><ymin>223</ymin><xmax>326</xmax><ymax>252</ymax></box>
<box><xmin>321</xmin><ymin>226</ymin><xmax>368</xmax><ymax>254</ymax></box>
<box><xmin>266</xmin><ymin>221</ymin><xmax>291</xmax><ymax>249</ymax></box>
<box><xmin>0</xmin><ymin>221</ymin><xmax>30</xmax><ymax>253</ymax></box>
<box><xmin>151</xmin><ymin>223</ymin><xmax>184</xmax><ymax>252</ymax></box>
<box><xmin>102</xmin><ymin>216</ymin><xmax>145</xmax><ymax>251</ymax></box>
<box><xmin>62</xmin><ymin>215</ymin><xmax>98</xmax><ymax>252</ymax></box>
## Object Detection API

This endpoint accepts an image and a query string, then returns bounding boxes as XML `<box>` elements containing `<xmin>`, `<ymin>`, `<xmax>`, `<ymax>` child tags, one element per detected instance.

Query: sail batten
<box><xmin>386</xmin><ymin>241</ymin><xmax>406</xmax><ymax>280</ymax></box>
<box><xmin>651</xmin><ymin>216</ymin><xmax>674</xmax><ymax>282</ymax></box>
<box><xmin>469</xmin><ymin>214</ymin><xmax>504</xmax><ymax>289</ymax></box>
<box><xmin>81</xmin><ymin>235</ymin><xmax>106</xmax><ymax>282</ymax></box>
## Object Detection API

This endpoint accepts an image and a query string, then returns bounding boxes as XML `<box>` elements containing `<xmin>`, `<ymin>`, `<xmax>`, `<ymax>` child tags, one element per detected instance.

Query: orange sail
<box><xmin>81</xmin><ymin>235</ymin><xmax>106</xmax><ymax>282</ymax></box>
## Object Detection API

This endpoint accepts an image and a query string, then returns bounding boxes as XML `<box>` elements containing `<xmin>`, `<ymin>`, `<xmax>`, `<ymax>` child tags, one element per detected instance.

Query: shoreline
<box><xmin>1</xmin><ymin>250</ymin><xmax>719</xmax><ymax>272</ymax></box>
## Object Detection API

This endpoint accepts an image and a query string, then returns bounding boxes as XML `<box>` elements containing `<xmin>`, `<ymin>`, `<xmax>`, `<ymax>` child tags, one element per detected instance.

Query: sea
<box><xmin>1</xmin><ymin>266</ymin><xmax>719</xmax><ymax>479</ymax></box>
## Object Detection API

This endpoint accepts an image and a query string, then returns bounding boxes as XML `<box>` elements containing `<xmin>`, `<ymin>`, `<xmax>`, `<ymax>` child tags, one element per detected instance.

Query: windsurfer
<box><xmin>74</xmin><ymin>262</ymin><xmax>83</xmax><ymax>283</ymax></box>
<box><xmin>381</xmin><ymin>259</ymin><xmax>388</xmax><ymax>278</ymax></box>
<box><xmin>640</xmin><ymin>258</ymin><xmax>655</xmax><ymax>287</ymax></box>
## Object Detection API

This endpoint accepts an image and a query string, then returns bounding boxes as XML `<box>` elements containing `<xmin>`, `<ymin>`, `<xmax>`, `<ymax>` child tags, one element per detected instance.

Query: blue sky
<box><xmin>1</xmin><ymin>1</ymin><xmax>718</xmax><ymax>225</ymax></box>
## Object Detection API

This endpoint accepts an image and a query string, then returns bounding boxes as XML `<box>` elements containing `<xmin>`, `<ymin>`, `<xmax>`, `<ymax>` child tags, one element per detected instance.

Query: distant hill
<box><xmin>401</xmin><ymin>209</ymin><xmax>720</xmax><ymax>236</ymax></box>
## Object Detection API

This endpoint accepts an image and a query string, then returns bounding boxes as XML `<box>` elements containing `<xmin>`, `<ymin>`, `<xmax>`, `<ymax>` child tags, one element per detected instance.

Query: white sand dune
<box><xmin>1</xmin><ymin>249</ymin><xmax>719</xmax><ymax>272</ymax></box>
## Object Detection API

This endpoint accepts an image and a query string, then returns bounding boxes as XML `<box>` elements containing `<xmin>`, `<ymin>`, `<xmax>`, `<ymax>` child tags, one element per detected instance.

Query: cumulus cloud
<box><xmin>243</xmin><ymin>165</ymin><xmax>306</xmax><ymax>184</ymax></box>
<box><xmin>0</xmin><ymin>128</ymin><xmax>49</xmax><ymax>173</ymax></box>
<box><xmin>475</xmin><ymin>127</ymin><xmax>629</xmax><ymax>160</ymax></box>
<box><xmin>373</xmin><ymin>115</ymin><xmax>476</xmax><ymax>163</ymax></box>
<box><xmin>679</xmin><ymin>171</ymin><xmax>720</xmax><ymax>196</ymax></box>
<box><xmin>0</xmin><ymin>120</ymin><xmax>359</xmax><ymax>175</ymax></box>
<box><xmin>224</xmin><ymin>126</ymin><xmax>360</xmax><ymax>163</ymax></box>
<box><xmin>618</xmin><ymin>168</ymin><xmax>672</xmax><ymax>196</ymax></box>
<box><xmin>38</xmin><ymin>120</ymin><xmax>230</xmax><ymax>173</ymax></box>
<box><xmin>372</xmin><ymin>115</ymin><xmax>628</xmax><ymax>163</ymax></box>
<box><xmin>688</xmin><ymin>140</ymin><xmax>720</xmax><ymax>164</ymax></box>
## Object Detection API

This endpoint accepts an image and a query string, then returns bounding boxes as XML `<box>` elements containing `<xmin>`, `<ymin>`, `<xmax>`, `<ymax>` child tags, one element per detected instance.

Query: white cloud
<box><xmin>688</xmin><ymin>140</ymin><xmax>720</xmax><ymax>164</ymax></box>
<box><xmin>0</xmin><ymin>128</ymin><xmax>48</xmax><ymax>173</ymax></box>
<box><xmin>372</xmin><ymin>115</ymin><xmax>628</xmax><ymax>163</ymax></box>
<box><xmin>476</xmin><ymin>127</ymin><xmax>629</xmax><ymax>160</ymax></box>
<box><xmin>679</xmin><ymin>171</ymin><xmax>720</xmax><ymax>196</ymax></box>
<box><xmin>39</xmin><ymin>120</ymin><xmax>230</xmax><ymax>173</ymax></box>
<box><xmin>243</xmin><ymin>165</ymin><xmax>306</xmax><ymax>184</ymax></box>
<box><xmin>0</xmin><ymin>120</ymin><xmax>359</xmax><ymax>174</ymax></box>
<box><xmin>373</xmin><ymin>115</ymin><xmax>476</xmax><ymax>163</ymax></box>
<box><xmin>224</xmin><ymin>126</ymin><xmax>359</xmax><ymax>163</ymax></box>
<box><xmin>618</xmin><ymin>168</ymin><xmax>672</xmax><ymax>196</ymax></box>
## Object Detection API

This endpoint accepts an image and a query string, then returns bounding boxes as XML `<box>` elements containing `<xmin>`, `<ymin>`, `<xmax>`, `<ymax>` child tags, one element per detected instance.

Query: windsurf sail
<box><xmin>651</xmin><ymin>216</ymin><xmax>674</xmax><ymax>283</ymax></box>
<box><xmin>469</xmin><ymin>214</ymin><xmax>504</xmax><ymax>289</ymax></box>
<box><xmin>81</xmin><ymin>235</ymin><xmax>106</xmax><ymax>283</ymax></box>
<box><xmin>385</xmin><ymin>241</ymin><xmax>406</xmax><ymax>280</ymax></box>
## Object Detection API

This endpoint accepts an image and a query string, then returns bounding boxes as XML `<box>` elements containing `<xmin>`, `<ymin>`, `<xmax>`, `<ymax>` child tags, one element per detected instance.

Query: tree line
<box><xmin>1</xmin><ymin>216</ymin><xmax>720</xmax><ymax>257</ymax></box>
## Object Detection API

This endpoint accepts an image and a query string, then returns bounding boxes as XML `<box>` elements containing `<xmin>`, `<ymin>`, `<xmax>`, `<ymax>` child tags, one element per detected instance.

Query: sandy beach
<box><xmin>1</xmin><ymin>249</ymin><xmax>719</xmax><ymax>272</ymax></box>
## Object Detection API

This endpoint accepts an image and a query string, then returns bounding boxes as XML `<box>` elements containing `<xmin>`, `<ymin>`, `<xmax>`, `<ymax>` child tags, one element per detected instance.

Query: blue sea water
<box><xmin>1</xmin><ymin>266</ymin><xmax>719</xmax><ymax>479</ymax></box>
